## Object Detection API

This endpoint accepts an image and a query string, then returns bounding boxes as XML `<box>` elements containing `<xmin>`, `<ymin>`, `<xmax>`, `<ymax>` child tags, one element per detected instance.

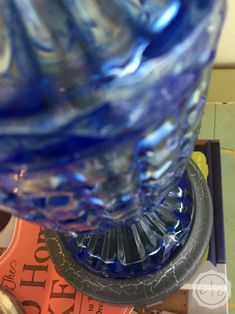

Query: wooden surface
<box><xmin>134</xmin><ymin>290</ymin><xmax>188</xmax><ymax>314</ymax></box>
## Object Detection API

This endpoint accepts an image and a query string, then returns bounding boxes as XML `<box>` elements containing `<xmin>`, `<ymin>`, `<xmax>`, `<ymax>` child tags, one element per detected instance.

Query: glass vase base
<box><xmin>45</xmin><ymin>160</ymin><xmax>213</xmax><ymax>305</ymax></box>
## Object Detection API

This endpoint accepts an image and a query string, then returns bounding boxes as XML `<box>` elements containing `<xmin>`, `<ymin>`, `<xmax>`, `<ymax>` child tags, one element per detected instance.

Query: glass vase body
<box><xmin>0</xmin><ymin>0</ymin><xmax>225</xmax><ymax>234</ymax></box>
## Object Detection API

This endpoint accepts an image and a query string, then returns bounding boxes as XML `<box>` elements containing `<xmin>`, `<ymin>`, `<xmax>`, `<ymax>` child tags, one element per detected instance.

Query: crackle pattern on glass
<box><xmin>0</xmin><ymin>0</ymin><xmax>225</xmax><ymax>233</ymax></box>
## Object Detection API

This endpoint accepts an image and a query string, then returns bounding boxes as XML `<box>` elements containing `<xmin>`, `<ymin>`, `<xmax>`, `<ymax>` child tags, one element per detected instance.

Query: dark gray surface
<box><xmin>45</xmin><ymin>160</ymin><xmax>213</xmax><ymax>306</ymax></box>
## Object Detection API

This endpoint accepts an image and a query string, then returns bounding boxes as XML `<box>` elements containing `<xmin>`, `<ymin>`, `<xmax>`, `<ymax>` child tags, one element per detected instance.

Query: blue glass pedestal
<box><xmin>45</xmin><ymin>159</ymin><xmax>213</xmax><ymax>305</ymax></box>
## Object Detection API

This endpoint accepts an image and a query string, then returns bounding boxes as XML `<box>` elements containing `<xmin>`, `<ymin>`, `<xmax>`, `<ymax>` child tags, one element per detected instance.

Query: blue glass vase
<box><xmin>0</xmin><ymin>0</ymin><xmax>225</xmax><ymax>304</ymax></box>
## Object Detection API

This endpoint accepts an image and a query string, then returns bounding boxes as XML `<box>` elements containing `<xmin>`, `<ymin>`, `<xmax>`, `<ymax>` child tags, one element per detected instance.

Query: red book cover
<box><xmin>0</xmin><ymin>218</ymin><xmax>132</xmax><ymax>314</ymax></box>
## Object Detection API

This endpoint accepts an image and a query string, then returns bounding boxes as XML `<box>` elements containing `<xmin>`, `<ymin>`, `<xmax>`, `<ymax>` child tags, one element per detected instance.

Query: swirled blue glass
<box><xmin>0</xmin><ymin>0</ymin><xmax>225</xmax><ymax>235</ymax></box>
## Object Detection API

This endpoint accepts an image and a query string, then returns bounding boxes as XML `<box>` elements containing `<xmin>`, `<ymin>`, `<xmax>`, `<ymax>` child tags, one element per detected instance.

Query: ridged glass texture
<box><xmin>0</xmin><ymin>0</ymin><xmax>224</xmax><ymax>234</ymax></box>
<box><xmin>61</xmin><ymin>171</ymin><xmax>194</xmax><ymax>278</ymax></box>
